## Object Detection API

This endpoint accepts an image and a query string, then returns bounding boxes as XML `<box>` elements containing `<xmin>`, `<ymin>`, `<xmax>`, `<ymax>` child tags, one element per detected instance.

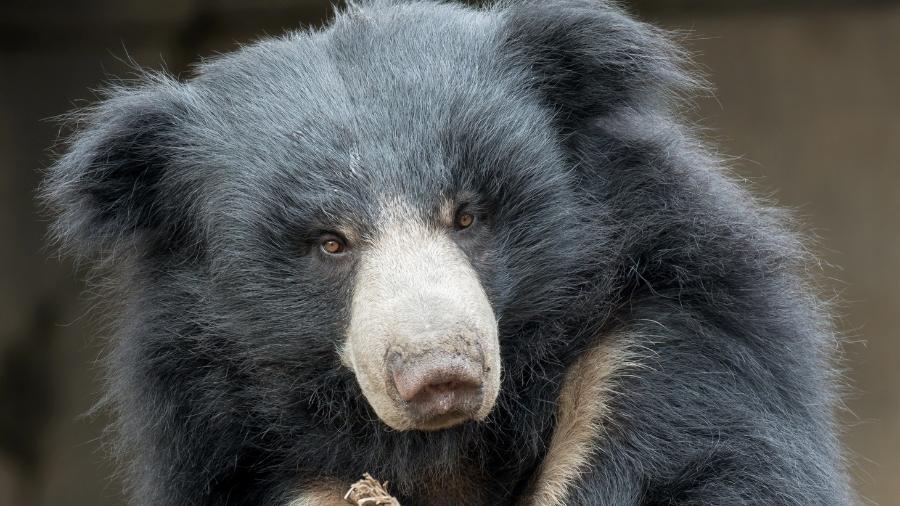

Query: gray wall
<box><xmin>1</xmin><ymin>1</ymin><xmax>897</xmax><ymax>504</ymax></box>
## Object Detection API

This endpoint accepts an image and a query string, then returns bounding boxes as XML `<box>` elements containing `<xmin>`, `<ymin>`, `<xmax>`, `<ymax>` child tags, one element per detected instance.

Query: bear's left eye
<box><xmin>455</xmin><ymin>211</ymin><xmax>475</xmax><ymax>230</ymax></box>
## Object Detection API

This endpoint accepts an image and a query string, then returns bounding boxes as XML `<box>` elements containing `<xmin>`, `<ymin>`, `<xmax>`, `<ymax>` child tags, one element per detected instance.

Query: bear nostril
<box><xmin>388</xmin><ymin>352</ymin><xmax>484</xmax><ymax>424</ymax></box>
<box><xmin>396</xmin><ymin>370</ymin><xmax>481</xmax><ymax>403</ymax></box>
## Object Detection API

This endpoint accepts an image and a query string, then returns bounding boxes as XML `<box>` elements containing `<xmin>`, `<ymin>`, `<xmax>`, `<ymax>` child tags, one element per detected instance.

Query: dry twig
<box><xmin>344</xmin><ymin>473</ymin><xmax>401</xmax><ymax>506</ymax></box>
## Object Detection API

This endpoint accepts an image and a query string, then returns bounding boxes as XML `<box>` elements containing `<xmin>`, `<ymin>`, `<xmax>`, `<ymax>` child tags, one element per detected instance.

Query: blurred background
<box><xmin>0</xmin><ymin>0</ymin><xmax>897</xmax><ymax>504</ymax></box>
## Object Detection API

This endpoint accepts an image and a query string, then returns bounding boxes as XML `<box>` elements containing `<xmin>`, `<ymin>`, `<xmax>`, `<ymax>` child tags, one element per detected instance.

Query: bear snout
<box><xmin>342</xmin><ymin>210</ymin><xmax>502</xmax><ymax>431</ymax></box>
<box><xmin>388</xmin><ymin>350</ymin><xmax>485</xmax><ymax>430</ymax></box>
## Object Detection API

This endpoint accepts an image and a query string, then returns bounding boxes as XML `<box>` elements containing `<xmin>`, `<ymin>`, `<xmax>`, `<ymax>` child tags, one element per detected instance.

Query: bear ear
<box><xmin>500</xmin><ymin>0</ymin><xmax>698</xmax><ymax>131</ymax></box>
<box><xmin>42</xmin><ymin>76</ymin><xmax>194</xmax><ymax>260</ymax></box>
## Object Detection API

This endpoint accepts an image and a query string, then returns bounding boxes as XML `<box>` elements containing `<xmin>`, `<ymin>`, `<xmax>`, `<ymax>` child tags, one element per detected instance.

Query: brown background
<box><xmin>1</xmin><ymin>1</ymin><xmax>897</xmax><ymax>504</ymax></box>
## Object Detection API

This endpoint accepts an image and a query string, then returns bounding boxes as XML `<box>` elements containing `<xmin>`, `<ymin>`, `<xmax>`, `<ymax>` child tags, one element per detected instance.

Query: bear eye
<box><xmin>455</xmin><ymin>211</ymin><xmax>475</xmax><ymax>230</ymax></box>
<box><xmin>320</xmin><ymin>235</ymin><xmax>347</xmax><ymax>255</ymax></box>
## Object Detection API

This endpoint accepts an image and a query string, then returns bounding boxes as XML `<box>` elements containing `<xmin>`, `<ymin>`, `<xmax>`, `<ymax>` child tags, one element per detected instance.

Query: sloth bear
<box><xmin>43</xmin><ymin>0</ymin><xmax>854</xmax><ymax>505</ymax></box>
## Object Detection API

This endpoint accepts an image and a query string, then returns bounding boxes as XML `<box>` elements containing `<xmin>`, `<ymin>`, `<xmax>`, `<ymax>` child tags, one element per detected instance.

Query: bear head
<box><xmin>43</xmin><ymin>0</ymin><xmax>691</xmax><ymax>438</ymax></box>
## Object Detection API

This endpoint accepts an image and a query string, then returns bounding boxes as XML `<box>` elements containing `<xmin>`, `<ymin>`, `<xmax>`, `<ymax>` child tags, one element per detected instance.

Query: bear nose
<box><xmin>388</xmin><ymin>351</ymin><xmax>484</xmax><ymax>426</ymax></box>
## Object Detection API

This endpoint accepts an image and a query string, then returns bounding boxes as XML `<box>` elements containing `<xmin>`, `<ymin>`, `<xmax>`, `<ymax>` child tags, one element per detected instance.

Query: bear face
<box><xmin>45</xmin><ymin>1</ymin><xmax>622</xmax><ymax>438</ymax></box>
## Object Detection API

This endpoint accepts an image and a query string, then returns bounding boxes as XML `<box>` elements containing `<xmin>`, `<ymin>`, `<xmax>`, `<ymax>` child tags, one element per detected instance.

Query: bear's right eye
<box><xmin>320</xmin><ymin>234</ymin><xmax>347</xmax><ymax>255</ymax></box>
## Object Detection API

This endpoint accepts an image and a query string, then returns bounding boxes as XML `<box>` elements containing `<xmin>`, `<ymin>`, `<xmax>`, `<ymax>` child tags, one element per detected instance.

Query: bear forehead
<box><xmin>191</xmin><ymin>3</ymin><xmax>506</xmax><ymax>124</ymax></box>
<box><xmin>164</xmin><ymin>5</ymin><xmax>560</xmax><ymax>205</ymax></box>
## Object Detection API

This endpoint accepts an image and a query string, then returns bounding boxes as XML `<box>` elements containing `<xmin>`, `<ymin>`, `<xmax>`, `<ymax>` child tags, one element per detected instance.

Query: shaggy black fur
<box><xmin>42</xmin><ymin>0</ymin><xmax>854</xmax><ymax>504</ymax></box>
